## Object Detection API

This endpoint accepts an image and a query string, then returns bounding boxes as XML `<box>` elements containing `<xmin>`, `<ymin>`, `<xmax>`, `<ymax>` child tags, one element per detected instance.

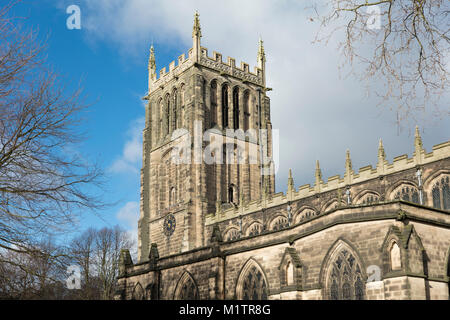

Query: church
<box><xmin>115</xmin><ymin>13</ymin><xmax>450</xmax><ymax>300</ymax></box>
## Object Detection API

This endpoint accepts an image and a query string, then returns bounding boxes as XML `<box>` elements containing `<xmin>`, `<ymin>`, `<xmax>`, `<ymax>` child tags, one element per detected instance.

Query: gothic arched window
<box><xmin>233</xmin><ymin>87</ymin><xmax>239</xmax><ymax>129</ymax></box>
<box><xmin>357</xmin><ymin>192</ymin><xmax>380</xmax><ymax>205</ymax></box>
<box><xmin>224</xmin><ymin>228</ymin><xmax>240</xmax><ymax>241</ymax></box>
<box><xmin>210</xmin><ymin>81</ymin><xmax>217</xmax><ymax>126</ymax></box>
<box><xmin>390</xmin><ymin>242</ymin><xmax>401</xmax><ymax>270</ymax></box>
<box><xmin>247</xmin><ymin>223</ymin><xmax>262</xmax><ymax>237</ymax></box>
<box><xmin>271</xmin><ymin>216</ymin><xmax>288</xmax><ymax>231</ymax></box>
<box><xmin>228</xmin><ymin>184</ymin><xmax>237</xmax><ymax>204</ymax></box>
<box><xmin>241</xmin><ymin>265</ymin><xmax>268</xmax><ymax>300</ymax></box>
<box><xmin>243</xmin><ymin>91</ymin><xmax>250</xmax><ymax>131</ymax></box>
<box><xmin>393</xmin><ymin>185</ymin><xmax>419</xmax><ymax>204</ymax></box>
<box><xmin>222</xmin><ymin>85</ymin><xmax>229</xmax><ymax>128</ymax></box>
<box><xmin>169</xmin><ymin>187</ymin><xmax>176</xmax><ymax>207</ymax></box>
<box><xmin>165</xmin><ymin>94</ymin><xmax>170</xmax><ymax>135</ymax></box>
<box><xmin>174</xmin><ymin>273</ymin><xmax>199</xmax><ymax>300</ymax></box>
<box><xmin>132</xmin><ymin>283</ymin><xmax>145</xmax><ymax>300</ymax></box>
<box><xmin>294</xmin><ymin>209</ymin><xmax>317</xmax><ymax>224</ymax></box>
<box><xmin>327</xmin><ymin>247</ymin><xmax>365</xmax><ymax>300</ymax></box>
<box><xmin>431</xmin><ymin>175</ymin><xmax>450</xmax><ymax>210</ymax></box>
<box><xmin>286</xmin><ymin>261</ymin><xmax>294</xmax><ymax>286</ymax></box>
<box><xmin>172</xmin><ymin>89</ymin><xmax>178</xmax><ymax>131</ymax></box>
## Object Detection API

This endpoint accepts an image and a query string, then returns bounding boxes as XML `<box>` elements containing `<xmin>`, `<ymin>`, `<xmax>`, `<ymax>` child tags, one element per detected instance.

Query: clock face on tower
<box><xmin>163</xmin><ymin>213</ymin><xmax>176</xmax><ymax>237</ymax></box>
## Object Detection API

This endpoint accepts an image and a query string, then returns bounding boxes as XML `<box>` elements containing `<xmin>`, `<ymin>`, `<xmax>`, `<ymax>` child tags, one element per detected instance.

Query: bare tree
<box><xmin>310</xmin><ymin>0</ymin><xmax>450</xmax><ymax>123</ymax></box>
<box><xmin>0</xmin><ymin>2</ymin><xmax>104</xmax><ymax>270</ymax></box>
<box><xmin>69</xmin><ymin>228</ymin><xmax>100</xmax><ymax>299</ymax></box>
<box><xmin>94</xmin><ymin>226</ymin><xmax>134</xmax><ymax>300</ymax></box>
<box><xmin>0</xmin><ymin>237</ymin><xmax>69</xmax><ymax>299</ymax></box>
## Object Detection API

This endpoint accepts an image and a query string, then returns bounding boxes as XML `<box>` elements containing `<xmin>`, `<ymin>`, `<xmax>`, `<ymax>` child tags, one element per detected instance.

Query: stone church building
<box><xmin>115</xmin><ymin>14</ymin><xmax>450</xmax><ymax>300</ymax></box>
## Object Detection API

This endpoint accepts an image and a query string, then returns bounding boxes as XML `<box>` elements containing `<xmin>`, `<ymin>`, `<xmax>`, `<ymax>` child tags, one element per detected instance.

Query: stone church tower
<box><xmin>117</xmin><ymin>13</ymin><xmax>450</xmax><ymax>301</ymax></box>
<box><xmin>138</xmin><ymin>13</ymin><xmax>275</xmax><ymax>261</ymax></box>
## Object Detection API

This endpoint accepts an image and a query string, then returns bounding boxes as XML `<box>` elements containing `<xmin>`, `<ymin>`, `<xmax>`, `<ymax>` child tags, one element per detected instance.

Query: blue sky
<box><xmin>9</xmin><ymin>0</ymin><xmax>449</xmax><ymax>246</ymax></box>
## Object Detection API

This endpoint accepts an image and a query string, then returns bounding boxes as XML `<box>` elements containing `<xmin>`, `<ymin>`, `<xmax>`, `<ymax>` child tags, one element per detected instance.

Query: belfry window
<box><xmin>210</xmin><ymin>81</ymin><xmax>217</xmax><ymax>126</ymax></box>
<box><xmin>165</xmin><ymin>94</ymin><xmax>170</xmax><ymax>135</ymax></box>
<box><xmin>172</xmin><ymin>90</ymin><xmax>177</xmax><ymax>130</ymax></box>
<box><xmin>169</xmin><ymin>187</ymin><xmax>176</xmax><ymax>206</ymax></box>
<box><xmin>243</xmin><ymin>91</ymin><xmax>250</xmax><ymax>131</ymax></box>
<box><xmin>432</xmin><ymin>175</ymin><xmax>450</xmax><ymax>210</ymax></box>
<box><xmin>233</xmin><ymin>87</ymin><xmax>239</xmax><ymax>129</ymax></box>
<box><xmin>222</xmin><ymin>85</ymin><xmax>228</xmax><ymax>128</ymax></box>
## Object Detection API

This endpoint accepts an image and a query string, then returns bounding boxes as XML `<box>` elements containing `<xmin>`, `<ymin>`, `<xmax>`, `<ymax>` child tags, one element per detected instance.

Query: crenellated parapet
<box><xmin>205</xmin><ymin>135</ymin><xmax>450</xmax><ymax>226</ymax></box>
<box><xmin>198</xmin><ymin>47</ymin><xmax>264</xmax><ymax>86</ymax></box>
<box><xmin>146</xmin><ymin>12</ymin><xmax>265</xmax><ymax>95</ymax></box>
<box><xmin>147</xmin><ymin>46</ymin><xmax>264</xmax><ymax>94</ymax></box>
<box><xmin>148</xmin><ymin>52</ymin><xmax>194</xmax><ymax>93</ymax></box>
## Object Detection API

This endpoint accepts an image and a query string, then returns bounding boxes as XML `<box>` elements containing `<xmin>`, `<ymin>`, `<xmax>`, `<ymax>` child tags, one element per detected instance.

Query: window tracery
<box><xmin>431</xmin><ymin>175</ymin><xmax>450</xmax><ymax>210</ymax></box>
<box><xmin>327</xmin><ymin>248</ymin><xmax>365</xmax><ymax>300</ymax></box>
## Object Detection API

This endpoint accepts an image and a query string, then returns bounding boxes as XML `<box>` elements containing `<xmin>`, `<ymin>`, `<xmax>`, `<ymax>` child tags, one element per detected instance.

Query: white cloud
<box><xmin>82</xmin><ymin>0</ymin><xmax>449</xmax><ymax>192</ymax></box>
<box><xmin>108</xmin><ymin>117</ymin><xmax>145</xmax><ymax>174</ymax></box>
<box><xmin>117</xmin><ymin>201</ymin><xmax>139</xmax><ymax>229</ymax></box>
<box><xmin>116</xmin><ymin>201</ymin><xmax>139</xmax><ymax>258</ymax></box>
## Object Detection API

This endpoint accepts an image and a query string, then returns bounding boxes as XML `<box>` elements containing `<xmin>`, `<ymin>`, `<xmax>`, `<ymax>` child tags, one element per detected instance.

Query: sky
<box><xmin>9</xmin><ymin>0</ymin><xmax>449</xmax><ymax>247</ymax></box>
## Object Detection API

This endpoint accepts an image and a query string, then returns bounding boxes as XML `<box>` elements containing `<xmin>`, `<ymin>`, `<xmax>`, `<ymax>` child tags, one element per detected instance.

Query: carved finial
<box><xmin>345</xmin><ymin>149</ymin><xmax>352</xmax><ymax>172</ymax></box>
<box><xmin>378</xmin><ymin>138</ymin><xmax>385</xmax><ymax>160</ymax></box>
<box><xmin>414</xmin><ymin>125</ymin><xmax>423</xmax><ymax>152</ymax></box>
<box><xmin>192</xmin><ymin>11</ymin><xmax>202</xmax><ymax>38</ymax></box>
<box><xmin>315</xmin><ymin>160</ymin><xmax>323</xmax><ymax>186</ymax></box>
<box><xmin>149</xmin><ymin>44</ymin><xmax>156</xmax><ymax>72</ymax></box>
<box><xmin>345</xmin><ymin>149</ymin><xmax>353</xmax><ymax>183</ymax></box>
<box><xmin>257</xmin><ymin>37</ymin><xmax>266</xmax><ymax>69</ymax></box>
<box><xmin>287</xmin><ymin>168</ymin><xmax>294</xmax><ymax>192</ymax></box>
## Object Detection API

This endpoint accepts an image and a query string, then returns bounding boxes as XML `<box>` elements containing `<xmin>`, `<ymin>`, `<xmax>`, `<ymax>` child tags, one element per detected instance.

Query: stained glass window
<box><xmin>248</xmin><ymin>223</ymin><xmax>262</xmax><ymax>236</ymax></box>
<box><xmin>394</xmin><ymin>185</ymin><xmax>419</xmax><ymax>204</ymax></box>
<box><xmin>272</xmin><ymin>216</ymin><xmax>288</xmax><ymax>231</ymax></box>
<box><xmin>431</xmin><ymin>176</ymin><xmax>450</xmax><ymax>210</ymax></box>
<box><xmin>242</xmin><ymin>266</ymin><xmax>268</xmax><ymax>300</ymax></box>
<box><xmin>225</xmin><ymin>228</ymin><xmax>240</xmax><ymax>241</ymax></box>
<box><xmin>361</xmin><ymin>193</ymin><xmax>379</xmax><ymax>204</ymax></box>
<box><xmin>328</xmin><ymin>249</ymin><xmax>365</xmax><ymax>300</ymax></box>
<box><xmin>177</xmin><ymin>276</ymin><xmax>198</xmax><ymax>300</ymax></box>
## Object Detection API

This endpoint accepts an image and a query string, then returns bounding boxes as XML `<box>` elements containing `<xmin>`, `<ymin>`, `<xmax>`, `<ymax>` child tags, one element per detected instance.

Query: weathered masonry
<box><xmin>116</xmin><ymin>13</ymin><xmax>450</xmax><ymax>300</ymax></box>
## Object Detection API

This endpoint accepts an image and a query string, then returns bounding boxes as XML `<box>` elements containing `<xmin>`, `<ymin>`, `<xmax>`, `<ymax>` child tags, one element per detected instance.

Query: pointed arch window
<box><xmin>210</xmin><ymin>81</ymin><xmax>217</xmax><ymax>126</ymax></box>
<box><xmin>169</xmin><ymin>187</ymin><xmax>176</xmax><ymax>207</ymax></box>
<box><xmin>390</xmin><ymin>242</ymin><xmax>401</xmax><ymax>270</ymax></box>
<box><xmin>228</xmin><ymin>184</ymin><xmax>238</xmax><ymax>204</ymax></box>
<box><xmin>224</xmin><ymin>228</ymin><xmax>240</xmax><ymax>241</ymax></box>
<box><xmin>165</xmin><ymin>94</ymin><xmax>170</xmax><ymax>135</ymax></box>
<box><xmin>233</xmin><ymin>87</ymin><xmax>239</xmax><ymax>129</ymax></box>
<box><xmin>271</xmin><ymin>216</ymin><xmax>288</xmax><ymax>231</ymax></box>
<box><xmin>431</xmin><ymin>175</ymin><xmax>450</xmax><ymax>210</ymax></box>
<box><xmin>241</xmin><ymin>265</ymin><xmax>268</xmax><ymax>300</ymax></box>
<box><xmin>327</xmin><ymin>248</ymin><xmax>365</xmax><ymax>300</ymax></box>
<box><xmin>243</xmin><ymin>91</ymin><xmax>250</xmax><ymax>131</ymax></box>
<box><xmin>175</xmin><ymin>273</ymin><xmax>199</xmax><ymax>300</ymax></box>
<box><xmin>393</xmin><ymin>185</ymin><xmax>419</xmax><ymax>204</ymax></box>
<box><xmin>172</xmin><ymin>89</ymin><xmax>178</xmax><ymax>131</ymax></box>
<box><xmin>286</xmin><ymin>261</ymin><xmax>294</xmax><ymax>286</ymax></box>
<box><xmin>247</xmin><ymin>223</ymin><xmax>262</xmax><ymax>237</ymax></box>
<box><xmin>222</xmin><ymin>85</ymin><xmax>229</xmax><ymax>128</ymax></box>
